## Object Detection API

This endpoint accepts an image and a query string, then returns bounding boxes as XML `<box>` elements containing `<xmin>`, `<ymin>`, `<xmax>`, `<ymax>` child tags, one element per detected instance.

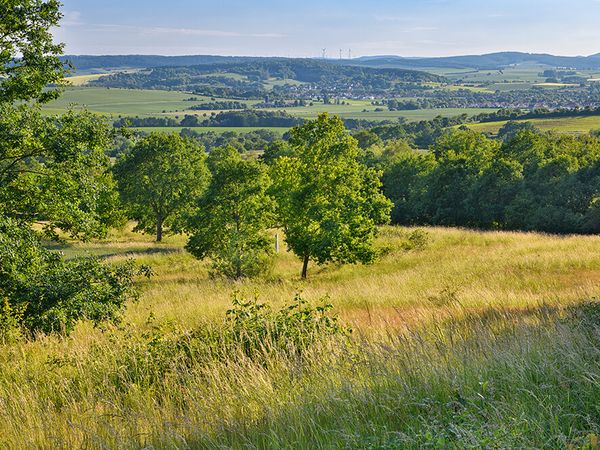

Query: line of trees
<box><xmin>372</xmin><ymin>128</ymin><xmax>600</xmax><ymax>234</ymax></box>
<box><xmin>114</xmin><ymin>114</ymin><xmax>392</xmax><ymax>279</ymax></box>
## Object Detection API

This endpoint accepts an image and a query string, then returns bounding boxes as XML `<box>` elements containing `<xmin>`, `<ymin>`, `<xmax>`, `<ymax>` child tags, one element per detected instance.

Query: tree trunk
<box><xmin>156</xmin><ymin>215</ymin><xmax>163</xmax><ymax>242</ymax></box>
<box><xmin>301</xmin><ymin>255</ymin><xmax>309</xmax><ymax>279</ymax></box>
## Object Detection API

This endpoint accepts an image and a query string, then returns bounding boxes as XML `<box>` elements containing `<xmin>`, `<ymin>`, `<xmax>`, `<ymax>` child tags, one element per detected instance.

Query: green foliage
<box><xmin>114</xmin><ymin>132</ymin><xmax>210</xmax><ymax>241</ymax></box>
<box><xmin>0</xmin><ymin>0</ymin><xmax>141</xmax><ymax>340</ymax></box>
<box><xmin>497</xmin><ymin>120</ymin><xmax>539</xmax><ymax>141</ymax></box>
<box><xmin>117</xmin><ymin>292</ymin><xmax>350</xmax><ymax>382</ymax></box>
<box><xmin>0</xmin><ymin>0</ymin><xmax>65</xmax><ymax>104</ymax></box>
<box><xmin>382</xmin><ymin>128</ymin><xmax>600</xmax><ymax>234</ymax></box>
<box><xmin>272</xmin><ymin>113</ymin><xmax>392</xmax><ymax>278</ymax></box>
<box><xmin>0</xmin><ymin>219</ymin><xmax>150</xmax><ymax>335</ymax></box>
<box><xmin>0</xmin><ymin>297</ymin><xmax>24</xmax><ymax>343</ymax></box>
<box><xmin>186</xmin><ymin>146</ymin><xmax>275</xmax><ymax>278</ymax></box>
<box><xmin>0</xmin><ymin>104</ymin><xmax>124</xmax><ymax>239</ymax></box>
<box><xmin>353</xmin><ymin>129</ymin><xmax>383</xmax><ymax>149</ymax></box>
<box><xmin>224</xmin><ymin>291</ymin><xmax>351</xmax><ymax>357</ymax></box>
<box><xmin>400</xmin><ymin>229</ymin><xmax>430</xmax><ymax>251</ymax></box>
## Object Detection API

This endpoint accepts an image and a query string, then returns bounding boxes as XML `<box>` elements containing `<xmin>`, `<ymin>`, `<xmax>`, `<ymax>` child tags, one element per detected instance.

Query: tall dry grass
<box><xmin>1</xmin><ymin>226</ymin><xmax>599</xmax><ymax>448</ymax></box>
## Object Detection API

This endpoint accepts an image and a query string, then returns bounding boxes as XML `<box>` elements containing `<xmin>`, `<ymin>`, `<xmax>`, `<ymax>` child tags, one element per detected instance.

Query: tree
<box><xmin>0</xmin><ymin>105</ymin><xmax>125</xmax><ymax>239</ymax></box>
<box><xmin>186</xmin><ymin>146</ymin><xmax>275</xmax><ymax>279</ymax></box>
<box><xmin>271</xmin><ymin>114</ymin><xmax>392</xmax><ymax>279</ymax></box>
<box><xmin>113</xmin><ymin>133</ymin><xmax>210</xmax><ymax>242</ymax></box>
<box><xmin>0</xmin><ymin>0</ymin><xmax>66</xmax><ymax>104</ymax></box>
<box><xmin>426</xmin><ymin>129</ymin><xmax>500</xmax><ymax>226</ymax></box>
<box><xmin>353</xmin><ymin>130</ymin><xmax>382</xmax><ymax>150</ymax></box>
<box><xmin>0</xmin><ymin>1</ymin><xmax>142</xmax><ymax>337</ymax></box>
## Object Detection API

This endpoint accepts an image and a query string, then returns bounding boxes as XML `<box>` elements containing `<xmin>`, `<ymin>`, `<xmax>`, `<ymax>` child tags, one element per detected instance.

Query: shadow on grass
<box><xmin>43</xmin><ymin>241</ymin><xmax>183</xmax><ymax>260</ymax></box>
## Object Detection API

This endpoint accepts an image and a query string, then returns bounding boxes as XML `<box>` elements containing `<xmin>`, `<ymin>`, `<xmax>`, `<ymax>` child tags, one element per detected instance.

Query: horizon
<box><xmin>55</xmin><ymin>0</ymin><xmax>600</xmax><ymax>58</ymax></box>
<box><xmin>61</xmin><ymin>50</ymin><xmax>600</xmax><ymax>59</ymax></box>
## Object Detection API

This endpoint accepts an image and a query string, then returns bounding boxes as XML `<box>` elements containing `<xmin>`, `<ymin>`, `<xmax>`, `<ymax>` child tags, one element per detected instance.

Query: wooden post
<box><xmin>275</xmin><ymin>233</ymin><xmax>279</xmax><ymax>253</ymax></box>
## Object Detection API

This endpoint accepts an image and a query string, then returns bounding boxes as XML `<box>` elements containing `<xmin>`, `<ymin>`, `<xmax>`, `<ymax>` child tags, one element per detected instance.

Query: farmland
<box><xmin>42</xmin><ymin>87</ymin><xmax>496</xmax><ymax>122</ymax></box>
<box><xmin>132</xmin><ymin>126</ymin><xmax>289</xmax><ymax>135</ymax></box>
<box><xmin>2</xmin><ymin>225</ymin><xmax>600</xmax><ymax>448</ymax></box>
<box><xmin>466</xmin><ymin>115</ymin><xmax>600</xmax><ymax>134</ymax></box>
<box><xmin>42</xmin><ymin>87</ymin><xmax>220</xmax><ymax>116</ymax></box>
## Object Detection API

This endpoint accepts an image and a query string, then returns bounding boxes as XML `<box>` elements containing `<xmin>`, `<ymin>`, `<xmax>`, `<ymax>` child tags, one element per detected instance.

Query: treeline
<box><xmin>473</xmin><ymin>106</ymin><xmax>600</xmax><ymax>123</ymax></box>
<box><xmin>180</xmin><ymin>129</ymin><xmax>282</xmax><ymax>152</ymax></box>
<box><xmin>113</xmin><ymin>114</ymin><xmax>391</xmax><ymax>280</ymax></box>
<box><xmin>113</xmin><ymin>110</ymin><xmax>305</xmax><ymax>129</ymax></box>
<box><xmin>376</xmin><ymin>85</ymin><xmax>600</xmax><ymax>111</ymax></box>
<box><xmin>190</xmin><ymin>101</ymin><xmax>247</xmax><ymax>110</ymax></box>
<box><xmin>374</xmin><ymin>129</ymin><xmax>600</xmax><ymax>234</ymax></box>
<box><xmin>113</xmin><ymin>113</ymin><xmax>396</xmax><ymax>133</ymax></box>
<box><xmin>355</xmin><ymin>115</ymin><xmax>469</xmax><ymax>148</ymax></box>
<box><xmin>114</xmin><ymin>116</ymin><xmax>180</xmax><ymax>127</ymax></box>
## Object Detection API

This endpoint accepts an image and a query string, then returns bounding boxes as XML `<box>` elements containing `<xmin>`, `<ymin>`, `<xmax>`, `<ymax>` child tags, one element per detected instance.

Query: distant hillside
<box><xmin>62</xmin><ymin>52</ymin><xmax>600</xmax><ymax>74</ymax></box>
<box><xmin>345</xmin><ymin>52</ymin><xmax>600</xmax><ymax>70</ymax></box>
<box><xmin>89</xmin><ymin>59</ymin><xmax>445</xmax><ymax>98</ymax></box>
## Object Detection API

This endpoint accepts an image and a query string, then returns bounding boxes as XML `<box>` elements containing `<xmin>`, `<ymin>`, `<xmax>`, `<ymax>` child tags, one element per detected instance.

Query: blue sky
<box><xmin>56</xmin><ymin>0</ymin><xmax>600</xmax><ymax>57</ymax></box>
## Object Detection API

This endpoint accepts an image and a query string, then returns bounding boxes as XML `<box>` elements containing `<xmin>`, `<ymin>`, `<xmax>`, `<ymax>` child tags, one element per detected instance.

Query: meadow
<box><xmin>466</xmin><ymin>115</ymin><xmax>600</xmax><ymax>135</ymax></box>
<box><xmin>41</xmin><ymin>87</ymin><xmax>495</xmax><ymax>123</ymax></box>
<box><xmin>42</xmin><ymin>87</ymin><xmax>215</xmax><ymax>116</ymax></box>
<box><xmin>1</xmin><ymin>225</ymin><xmax>600</xmax><ymax>448</ymax></box>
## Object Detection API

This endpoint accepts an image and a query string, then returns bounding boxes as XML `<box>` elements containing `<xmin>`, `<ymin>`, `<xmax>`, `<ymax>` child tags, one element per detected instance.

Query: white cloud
<box><xmin>146</xmin><ymin>26</ymin><xmax>284</xmax><ymax>38</ymax></box>
<box><xmin>61</xmin><ymin>11</ymin><xmax>83</xmax><ymax>27</ymax></box>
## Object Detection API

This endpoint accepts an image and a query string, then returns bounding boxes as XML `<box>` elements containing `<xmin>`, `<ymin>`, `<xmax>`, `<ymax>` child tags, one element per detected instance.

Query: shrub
<box><xmin>401</xmin><ymin>229</ymin><xmax>430</xmax><ymax>251</ymax></box>
<box><xmin>225</xmin><ymin>291</ymin><xmax>351</xmax><ymax>357</ymax></box>
<box><xmin>0</xmin><ymin>297</ymin><xmax>24</xmax><ymax>343</ymax></box>
<box><xmin>0</xmin><ymin>219</ymin><xmax>151</xmax><ymax>336</ymax></box>
<box><xmin>106</xmin><ymin>292</ymin><xmax>351</xmax><ymax>389</ymax></box>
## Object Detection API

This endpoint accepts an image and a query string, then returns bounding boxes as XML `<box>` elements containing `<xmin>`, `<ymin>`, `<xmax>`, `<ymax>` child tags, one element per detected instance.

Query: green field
<box><xmin>264</xmin><ymin>103</ymin><xmax>494</xmax><ymax>122</ymax></box>
<box><xmin>41</xmin><ymin>87</ymin><xmax>496</xmax><ymax>124</ymax></box>
<box><xmin>42</xmin><ymin>87</ymin><xmax>258</xmax><ymax>117</ymax></box>
<box><xmin>64</xmin><ymin>74</ymin><xmax>110</xmax><ymax>86</ymax></box>
<box><xmin>466</xmin><ymin>115</ymin><xmax>600</xmax><ymax>134</ymax></box>
<box><xmin>2</xmin><ymin>225</ymin><xmax>600</xmax><ymax>447</ymax></box>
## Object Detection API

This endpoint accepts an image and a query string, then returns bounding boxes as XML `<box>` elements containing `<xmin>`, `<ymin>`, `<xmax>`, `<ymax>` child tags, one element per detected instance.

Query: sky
<box><xmin>55</xmin><ymin>0</ymin><xmax>600</xmax><ymax>58</ymax></box>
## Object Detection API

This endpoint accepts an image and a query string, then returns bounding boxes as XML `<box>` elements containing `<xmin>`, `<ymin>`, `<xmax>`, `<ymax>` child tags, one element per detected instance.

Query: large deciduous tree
<box><xmin>113</xmin><ymin>133</ymin><xmax>210</xmax><ymax>242</ymax></box>
<box><xmin>0</xmin><ymin>1</ymin><xmax>144</xmax><ymax>337</ymax></box>
<box><xmin>0</xmin><ymin>105</ymin><xmax>124</xmax><ymax>239</ymax></box>
<box><xmin>271</xmin><ymin>113</ymin><xmax>392</xmax><ymax>279</ymax></box>
<box><xmin>0</xmin><ymin>0</ymin><xmax>66</xmax><ymax>103</ymax></box>
<box><xmin>186</xmin><ymin>146</ymin><xmax>275</xmax><ymax>279</ymax></box>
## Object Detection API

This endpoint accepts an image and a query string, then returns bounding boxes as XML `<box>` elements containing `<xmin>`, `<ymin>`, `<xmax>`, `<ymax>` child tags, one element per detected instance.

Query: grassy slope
<box><xmin>42</xmin><ymin>87</ymin><xmax>204</xmax><ymax>116</ymax></box>
<box><xmin>1</xmin><ymin>226</ymin><xmax>600</xmax><ymax>447</ymax></box>
<box><xmin>466</xmin><ymin>115</ymin><xmax>600</xmax><ymax>134</ymax></box>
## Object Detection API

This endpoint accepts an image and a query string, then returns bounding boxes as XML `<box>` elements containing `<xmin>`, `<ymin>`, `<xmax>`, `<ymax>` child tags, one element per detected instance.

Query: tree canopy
<box><xmin>186</xmin><ymin>146</ymin><xmax>275</xmax><ymax>279</ymax></box>
<box><xmin>113</xmin><ymin>133</ymin><xmax>210</xmax><ymax>242</ymax></box>
<box><xmin>0</xmin><ymin>0</ymin><xmax>143</xmax><ymax>338</ymax></box>
<box><xmin>0</xmin><ymin>0</ymin><xmax>66</xmax><ymax>104</ymax></box>
<box><xmin>271</xmin><ymin>114</ymin><xmax>392</xmax><ymax>279</ymax></box>
<box><xmin>380</xmin><ymin>128</ymin><xmax>600</xmax><ymax>234</ymax></box>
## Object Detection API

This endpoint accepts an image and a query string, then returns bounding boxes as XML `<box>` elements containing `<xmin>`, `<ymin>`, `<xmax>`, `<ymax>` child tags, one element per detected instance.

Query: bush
<box><xmin>225</xmin><ymin>292</ymin><xmax>351</xmax><ymax>357</ymax></box>
<box><xmin>109</xmin><ymin>292</ymin><xmax>351</xmax><ymax>388</ymax></box>
<box><xmin>0</xmin><ymin>297</ymin><xmax>24</xmax><ymax>343</ymax></box>
<box><xmin>0</xmin><ymin>219</ymin><xmax>151</xmax><ymax>336</ymax></box>
<box><xmin>401</xmin><ymin>229</ymin><xmax>430</xmax><ymax>251</ymax></box>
